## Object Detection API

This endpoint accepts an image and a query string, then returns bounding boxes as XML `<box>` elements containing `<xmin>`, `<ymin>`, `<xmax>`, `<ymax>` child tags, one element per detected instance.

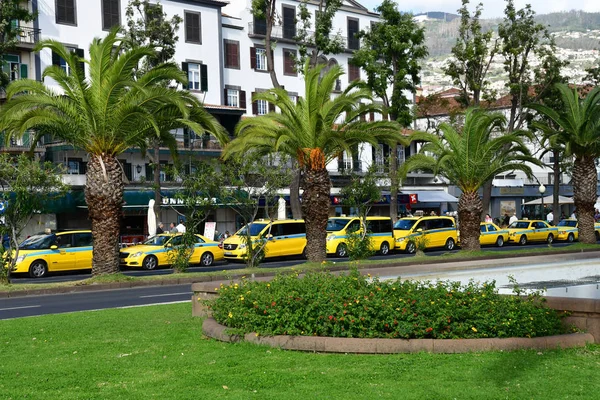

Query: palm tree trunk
<box><xmin>573</xmin><ymin>155</ymin><xmax>597</xmax><ymax>244</ymax></box>
<box><xmin>458</xmin><ymin>191</ymin><xmax>483</xmax><ymax>251</ymax></box>
<box><xmin>85</xmin><ymin>154</ymin><xmax>124</xmax><ymax>275</ymax></box>
<box><xmin>302</xmin><ymin>168</ymin><xmax>330</xmax><ymax>262</ymax></box>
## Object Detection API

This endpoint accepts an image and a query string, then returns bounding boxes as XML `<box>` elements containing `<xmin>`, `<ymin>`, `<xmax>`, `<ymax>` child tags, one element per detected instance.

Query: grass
<box><xmin>1</xmin><ymin>243</ymin><xmax>599</xmax><ymax>293</ymax></box>
<box><xmin>0</xmin><ymin>302</ymin><xmax>598</xmax><ymax>399</ymax></box>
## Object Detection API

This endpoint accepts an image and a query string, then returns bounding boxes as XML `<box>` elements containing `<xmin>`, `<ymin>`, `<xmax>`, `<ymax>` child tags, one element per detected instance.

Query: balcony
<box><xmin>14</xmin><ymin>27</ymin><xmax>41</xmax><ymax>49</ymax></box>
<box><xmin>0</xmin><ymin>132</ymin><xmax>45</xmax><ymax>154</ymax></box>
<box><xmin>248</xmin><ymin>22</ymin><xmax>346</xmax><ymax>48</ymax></box>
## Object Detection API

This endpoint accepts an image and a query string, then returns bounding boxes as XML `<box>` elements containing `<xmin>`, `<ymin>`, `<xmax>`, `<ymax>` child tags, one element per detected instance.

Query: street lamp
<box><xmin>539</xmin><ymin>183</ymin><xmax>546</xmax><ymax>220</ymax></box>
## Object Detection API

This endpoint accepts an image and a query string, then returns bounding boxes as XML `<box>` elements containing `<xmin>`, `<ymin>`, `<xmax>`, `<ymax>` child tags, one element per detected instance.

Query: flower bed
<box><xmin>207</xmin><ymin>269</ymin><xmax>571</xmax><ymax>340</ymax></box>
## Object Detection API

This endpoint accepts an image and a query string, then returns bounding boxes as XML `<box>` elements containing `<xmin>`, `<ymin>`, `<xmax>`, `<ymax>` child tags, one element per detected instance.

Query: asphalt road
<box><xmin>8</xmin><ymin>241</ymin><xmax>574</xmax><ymax>285</ymax></box>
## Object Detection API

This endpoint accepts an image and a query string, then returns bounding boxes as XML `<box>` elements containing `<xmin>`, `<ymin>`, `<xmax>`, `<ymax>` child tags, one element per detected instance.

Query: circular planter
<box><xmin>202</xmin><ymin>317</ymin><xmax>594</xmax><ymax>354</ymax></box>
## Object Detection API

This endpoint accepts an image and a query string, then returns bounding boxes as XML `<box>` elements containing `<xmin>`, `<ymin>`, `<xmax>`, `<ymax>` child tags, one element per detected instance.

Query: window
<box><xmin>347</xmin><ymin>18</ymin><xmax>359</xmax><ymax>50</ymax></box>
<box><xmin>56</xmin><ymin>0</ymin><xmax>76</xmax><ymax>25</ymax></box>
<box><xmin>102</xmin><ymin>0</ymin><xmax>120</xmax><ymax>30</ymax></box>
<box><xmin>348</xmin><ymin>62</ymin><xmax>360</xmax><ymax>82</ymax></box>
<box><xmin>253</xmin><ymin>15</ymin><xmax>266</xmax><ymax>35</ymax></box>
<box><xmin>67</xmin><ymin>158</ymin><xmax>86</xmax><ymax>174</ymax></box>
<box><xmin>182</xmin><ymin>62</ymin><xmax>208</xmax><ymax>91</ymax></box>
<box><xmin>74</xmin><ymin>232</ymin><xmax>93</xmax><ymax>247</ymax></box>
<box><xmin>224</xmin><ymin>40</ymin><xmax>239</xmax><ymax>69</ymax></box>
<box><xmin>282</xmin><ymin>6</ymin><xmax>296</xmax><ymax>39</ymax></box>
<box><xmin>185</xmin><ymin>11</ymin><xmax>201</xmax><ymax>44</ymax></box>
<box><xmin>288</xmin><ymin>93</ymin><xmax>297</xmax><ymax>105</ymax></box>
<box><xmin>52</xmin><ymin>48</ymin><xmax>85</xmax><ymax>77</ymax></box>
<box><xmin>255</xmin><ymin>48</ymin><xmax>267</xmax><ymax>71</ymax></box>
<box><xmin>283</xmin><ymin>49</ymin><xmax>296</xmax><ymax>76</ymax></box>
<box><xmin>224</xmin><ymin>87</ymin><xmax>246</xmax><ymax>109</ymax></box>
<box><xmin>1</xmin><ymin>55</ymin><xmax>27</xmax><ymax>81</ymax></box>
<box><xmin>256</xmin><ymin>99</ymin><xmax>268</xmax><ymax>115</ymax></box>
<box><xmin>56</xmin><ymin>233</ymin><xmax>74</xmax><ymax>248</ymax></box>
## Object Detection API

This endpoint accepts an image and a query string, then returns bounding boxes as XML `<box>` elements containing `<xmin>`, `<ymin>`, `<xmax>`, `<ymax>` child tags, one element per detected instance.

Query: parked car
<box><xmin>479</xmin><ymin>222</ymin><xmax>509</xmax><ymax>247</ymax></box>
<box><xmin>222</xmin><ymin>219</ymin><xmax>306</xmax><ymax>261</ymax></box>
<box><xmin>555</xmin><ymin>219</ymin><xmax>579</xmax><ymax>242</ymax></box>
<box><xmin>119</xmin><ymin>233</ymin><xmax>223</xmax><ymax>269</ymax></box>
<box><xmin>12</xmin><ymin>230</ymin><xmax>93</xmax><ymax>278</ymax></box>
<box><xmin>393</xmin><ymin>216</ymin><xmax>458</xmax><ymax>253</ymax></box>
<box><xmin>326</xmin><ymin>216</ymin><xmax>394</xmax><ymax>257</ymax></box>
<box><xmin>506</xmin><ymin>220</ymin><xmax>558</xmax><ymax>245</ymax></box>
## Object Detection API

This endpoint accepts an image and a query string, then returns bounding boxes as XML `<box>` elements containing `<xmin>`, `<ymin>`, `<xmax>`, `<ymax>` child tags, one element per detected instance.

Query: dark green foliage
<box><xmin>210</xmin><ymin>269</ymin><xmax>568</xmax><ymax>339</ymax></box>
<box><xmin>345</xmin><ymin>231</ymin><xmax>375</xmax><ymax>261</ymax></box>
<box><xmin>296</xmin><ymin>0</ymin><xmax>344</xmax><ymax>67</ymax></box>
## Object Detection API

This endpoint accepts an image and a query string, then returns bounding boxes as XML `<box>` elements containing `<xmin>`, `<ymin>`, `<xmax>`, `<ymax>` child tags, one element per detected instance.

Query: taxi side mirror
<box><xmin>265</xmin><ymin>234</ymin><xmax>274</xmax><ymax>240</ymax></box>
<box><xmin>50</xmin><ymin>245</ymin><xmax>58</xmax><ymax>250</ymax></box>
<box><xmin>416</xmin><ymin>228</ymin><xmax>423</xmax><ymax>233</ymax></box>
<box><xmin>165</xmin><ymin>243</ymin><xmax>173</xmax><ymax>248</ymax></box>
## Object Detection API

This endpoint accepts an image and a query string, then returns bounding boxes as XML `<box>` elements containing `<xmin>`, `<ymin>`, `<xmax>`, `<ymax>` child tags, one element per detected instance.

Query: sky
<box><xmin>360</xmin><ymin>0</ymin><xmax>600</xmax><ymax>19</ymax></box>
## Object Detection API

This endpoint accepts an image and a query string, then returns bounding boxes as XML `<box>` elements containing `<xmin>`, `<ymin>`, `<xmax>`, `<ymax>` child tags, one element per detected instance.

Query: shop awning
<box><xmin>402</xmin><ymin>190</ymin><xmax>458</xmax><ymax>203</ymax></box>
<box><xmin>523</xmin><ymin>195</ymin><xmax>573</xmax><ymax>205</ymax></box>
<box><xmin>492</xmin><ymin>179</ymin><xmax>524</xmax><ymax>187</ymax></box>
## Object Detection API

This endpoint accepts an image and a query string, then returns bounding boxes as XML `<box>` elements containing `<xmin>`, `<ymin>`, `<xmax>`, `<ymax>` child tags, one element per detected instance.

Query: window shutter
<box><xmin>79</xmin><ymin>162</ymin><xmax>87</xmax><ymax>175</ymax></box>
<box><xmin>251</xmin><ymin>92</ymin><xmax>258</xmax><ymax>115</ymax></box>
<box><xmin>369</xmin><ymin>111</ymin><xmax>374</xmax><ymax>121</ymax></box>
<box><xmin>223</xmin><ymin>88</ymin><xmax>228</xmax><ymax>105</ymax></box>
<box><xmin>200</xmin><ymin>64</ymin><xmax>208</xmax><ymax>92</ymax></box>
<box><xmin>20</xmin><ymin>64</ymin><xmax>28</xmax><ymax>79</ymax></box>
<box><xmin>181</xmin><ymin>62</ymin><xmax>189</xmax><ymax>74</ymax></box>
<box><xmin>240</xmin><ymin>90</ymin><xmax>246</xmax><ymax>110</ymax></box>
<box><xmin>52</xmin><ymin>51</ymin><xmax>61</xmax><ymax>66</ymax></box>
<box><xmin>145</xmin><ymin>164</ymin><xmax>152</xmax><ymax>180</ymax></box>
<box><xmin>250</xmin><ymin>47</ymin><xmax>256</xmax><ymax>69</ymax></box>
<box><xmin>268</xmin><ymin>102</ymin><xmax>275</xmax><ymax>113</ymax></box>
<box><xmin>75</xmin><ymin>49</ymin><xmax>85</xmax><ymax>77</ymax></box>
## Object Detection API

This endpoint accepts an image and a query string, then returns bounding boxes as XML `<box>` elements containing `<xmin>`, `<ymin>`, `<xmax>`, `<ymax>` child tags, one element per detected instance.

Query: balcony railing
<box><xmin>248</xmin><ymin>22</ymin><xmax>347</xmax><ymax>48</ymax></box>
<box><xmin>15</xmin><ymin>26</ymin><xmax>41</xmax><ymax>46</ymax></box>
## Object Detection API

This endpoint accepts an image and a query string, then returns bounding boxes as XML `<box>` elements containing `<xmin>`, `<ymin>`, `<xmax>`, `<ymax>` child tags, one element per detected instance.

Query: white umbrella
<box><xmin>277</xmin><ymin>197</ymin><xmax>286</xmax><ymax>220</ymax></box>
<box><xmin>523</xmin><ymin>195</ymin><xmax>574</xmax><ymax>205</ymax></box>
<box><xmin>147</xmin><ymin>199</ymin><xmax>157</xmax><ymax>237</ymax></box>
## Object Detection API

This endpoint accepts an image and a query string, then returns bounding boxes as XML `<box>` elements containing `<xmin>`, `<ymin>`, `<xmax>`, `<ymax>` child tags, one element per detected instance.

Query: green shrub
<box><xmin>345</xmin><ymin>231</ymin><xmax>375</xmax><ymax>261</ymax></box>
<box><xmin>209</xmin><ymin>269</ymin><xmax>568</xmax><ymax>339</ymax></box>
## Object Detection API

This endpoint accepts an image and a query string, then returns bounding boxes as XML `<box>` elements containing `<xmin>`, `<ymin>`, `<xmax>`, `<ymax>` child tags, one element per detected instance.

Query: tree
<box><xmin>121</xmin><ymin>0</ymin><xmax>183</xmax><ymax>223</ymax></box>
<box><xmin>0</xmin><ymin>0</ymin><xmax>36</xmax><ymax>90</ymax></box>
<box><xmin>528</xmin><ymin>84</ymin><xmax>600</xmax><ymax>244</ymax></box>
<box><xmin>0</xmin><ymin>29</ymin><xmax>207</xmax><ymax>275</ymax></box>
<box><xmin>223</xmin><ymin>62</ymin><xmax>399</xmax><ymax>262</ymax></box>
<box><xmin>295</xmin><ymin>0</ymin><xmax>344</xmax><ymax>67</ymax></box>
<box><xmin>251</xmin><ymin>0</ymin><xmax>281</xmax><ymax>89</ymax></box>
<box><xmin>405</xmin><ymin>109</ymin><xmax>540</xmax><ymax>251</ymax></box>
<box><xmin>443</xmin><ymin>0</ymin><xmax>499</xmax><ymax>108</ymax></box>
<box><xmin>351</xmin><ymin>0</ymin><xmax>427</xmax><ymax>223</ymax></box>
<box><xmin>0</xmin><ymin>155</ymin><xmax>67</xmax><ymax>283</ymax></box>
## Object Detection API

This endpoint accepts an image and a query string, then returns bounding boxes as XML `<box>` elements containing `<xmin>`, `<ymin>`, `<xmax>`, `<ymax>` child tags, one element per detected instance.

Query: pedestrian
<box><xmin>176</xmin><ymin>218</ymin><xmax>186</xmax><ymax>233</ymax></box>
<box><xmin>156</xmin><ymin>222</ymin><xmax>164</xmax><ymax>234</ymax></box>
<box><xmin>169</xmin><ymin>222</ymin><xmax>178</xmax><ymax>234</ymax></box>
<box><xmin>509</xmin><ymin>213</ymin><xmax>518</xmax><ymax>225</ymax></box>
<box><xmin>224</xmin><ymin>230</ymin><xmax>230</xmax><ymax>239</ymax></box>
<box><xmin>570</xmin><ymin>209</ymin><xmax>576</xmax><ymax>220</ymax></box>
<box><xmin>484</xmin><ymin>213</ymin><xmax>492</xmax><ymax>223</ymax></box>
<box><xmin>546</xmin><ymin>210</ymin><xmax>554</xmax><ymax>225</ymax></box>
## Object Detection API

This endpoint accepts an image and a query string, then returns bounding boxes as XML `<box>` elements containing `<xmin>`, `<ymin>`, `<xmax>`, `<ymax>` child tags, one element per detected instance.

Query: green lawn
<box><xmin>1</xmin><ymin>303</ymin><xmax>598</xmax><ymax>399</ymax></box>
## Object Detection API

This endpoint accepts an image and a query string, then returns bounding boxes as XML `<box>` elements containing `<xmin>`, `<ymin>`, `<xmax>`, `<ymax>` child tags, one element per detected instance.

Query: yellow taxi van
<box><xmin>393</xmin><ymin>216</ymin><xmax>457</xmax><ymax>253</ymax></box>
<box><xmin>222</xmin><ymin>219</ymin><xmax>306</xmax><ymax>261</ymax></box>
<box><xmin>326</xmin><ymin>216</ymin><xmax>394</xmax><ymax>257</ymax></box>
<box><xmin>12</xmin><ymin>230</ymin><xmax>93</xmax><ymax>278</ymax></box>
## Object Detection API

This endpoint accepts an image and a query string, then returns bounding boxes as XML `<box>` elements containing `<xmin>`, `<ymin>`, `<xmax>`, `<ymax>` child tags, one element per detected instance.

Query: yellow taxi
<box><xmin>555</xmin><ymin>219</ymin><xmax>578</xmax><ymax>242</ymax></box>
<box><xmin>506</xmin><ymin>220</ymin><xmax>558</xmax><ymax>245</ymax></box>
<box><xmin>12</xmin><ymin>230</ymin><xmax>93</xmax><ymax>278</ymax></box>
<box><xmin>479</xmin><ymin>222</ymin><xmax>509</xmax><ymax>247</ymax></box>
<box><xmin>222</xmin><ymin>219</ymin><xmax>306</xmax><ymax>261</ymax></box>
<box><xmin>119</xmin><ymin>233</ymin><xmax>224</xmax><ymax>269</ymax></box>
<box><xmin>393</xmin><ymin>216</ymin><xmax>458</xmax><ymax>253</ymax></box>
<box><xmin>326</xmin><ymin>216</ymin><xmax>394</xmax><ymax>257</ymax></box>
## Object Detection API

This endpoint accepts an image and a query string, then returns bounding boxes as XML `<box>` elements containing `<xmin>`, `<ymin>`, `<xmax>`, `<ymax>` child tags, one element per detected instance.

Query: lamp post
<box><xmin>539</xmin><ymin>183</ymin><xmax>546</xmax><ymax>220</ymax></box>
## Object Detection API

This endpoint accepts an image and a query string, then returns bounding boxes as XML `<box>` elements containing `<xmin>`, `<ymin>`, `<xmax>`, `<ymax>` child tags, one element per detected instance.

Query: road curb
<box><xmin>2</xmin><ymin>247</ymin><xmax>600</xmax><ymax>298</ymax></box>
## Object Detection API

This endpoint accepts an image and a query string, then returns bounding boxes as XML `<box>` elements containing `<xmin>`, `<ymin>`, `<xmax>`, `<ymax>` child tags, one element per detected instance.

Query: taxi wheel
<box><xmin>380</xmin><ymin>242</ymin><xmax>390</xmax><ymax>255</ymax></box>
<box><xmin>200</xmin><ymin>252</ymin><xmax>214</xmax><ymax>266</ymax></box>
<box><xmin>519</xmin><ymin>235</ymin><xmax>527</xmax><ymax>246</ymax></box>
<box><xmin>29</xmin><ymin>260</ymin><xmax>47</xmax><ymax>278</ymax></box>
<box><xmin>567</xmin><ymin>233</ymin><xmax>575</xmax><ymax>243</ymax></box>
<box><xmin>335</xmin><ymin>243</ymin><xmax>348</xmax><ymax>258</ymax></box>
<box><xmin>406</xmin><ymin>241</ymin><xmax>416</xmax><ymax>254</ymax></box>
<box><xmin>301</xmin><ymin>247</ymin><xmax>307</xmax><ymax>259</ymax></box>
<box><xmin>547</xmin><ymin>234</ymin><xmax>554</xmax><ymax>244</ymax></box>
<box><xmin>496</xmin><ymin>236</ymin><xmax>504</xmax><ymax>247</ymax></box>
<box><xmin>142</xmin><ymin>255</ymin><xmax>158</xmax><ymax>270</ymax></box>
<box><xmin>444</xmin><ymin>238</ymin><xmax>455</xmax><ymax>251</ymax></box>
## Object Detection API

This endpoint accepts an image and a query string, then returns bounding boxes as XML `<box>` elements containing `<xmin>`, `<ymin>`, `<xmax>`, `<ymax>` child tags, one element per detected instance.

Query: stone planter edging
<box><xmin>202</xmin><ymin>317</ymin><xmax>594</xmax><ymax>354</ymax></box>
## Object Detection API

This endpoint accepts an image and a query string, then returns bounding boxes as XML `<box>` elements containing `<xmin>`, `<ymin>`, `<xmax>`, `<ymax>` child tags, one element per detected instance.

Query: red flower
<box><xmin>328</xmin><ymin>315</ymin><xmax>334</xmax><ymax>320</ymax></box>
<box><xmin>426</xmin><ymin>327</ymin><xmax>433</xmax><ymax>333</ymax></box>
<box><xmin>271</xmin><ymin>301</ymin><xmax>276</xmax><ymax>306</ymax></box>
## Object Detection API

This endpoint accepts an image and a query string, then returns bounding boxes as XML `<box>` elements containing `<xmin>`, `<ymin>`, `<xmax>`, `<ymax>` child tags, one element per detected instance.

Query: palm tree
<box><xmin>0</xmin><ymin>28</ymin><xmax>223</xmax><ymax>275</ymax></box>
<box><xmin>222</xmin><ymin>62</ymin><xmax>401</xmax><ymax>262</ymax></box>
<box><xmin>529</xmin><ymin>84</ymin><xmax>600</xmax><ymax>244</ymax></box>
<box><xmin>405</xmin><ymin>108</ymin><xmax>541</xmax><ymax>251</ymax></box>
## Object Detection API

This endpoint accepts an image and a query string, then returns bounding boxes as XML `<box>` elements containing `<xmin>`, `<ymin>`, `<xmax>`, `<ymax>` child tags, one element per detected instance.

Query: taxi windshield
<box><xmin>393</xmin><ymin>219</ymin><xmax>417</xmax><ymax>230</ymax></box>
<box><xmin>237</xmin><ymin>223</ymin><xmax>268</xmax><ymax>236</ymax></box>
<box><xmin>326</xmin><ymin>218</ymin><xmax>351</xmax><ymax>232</ymax></box>
<box><xmin>557</xmin><ymin>220</ymin><xmax>577</xmax><ymax>227</ymax></box>
<box><xmin>20</xmin><ymin>234</ymin><xmax>56</xmax><ymax>250</ymax></box>
<box><xmin>143</xmin><ymin>235</ymin><xmax>171</xmax><ymax>246</ymax></box>
<box><xmin>509</xmin><ymin>221</ymin><xmax>530</xmax><ymax>229</ymax></box>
